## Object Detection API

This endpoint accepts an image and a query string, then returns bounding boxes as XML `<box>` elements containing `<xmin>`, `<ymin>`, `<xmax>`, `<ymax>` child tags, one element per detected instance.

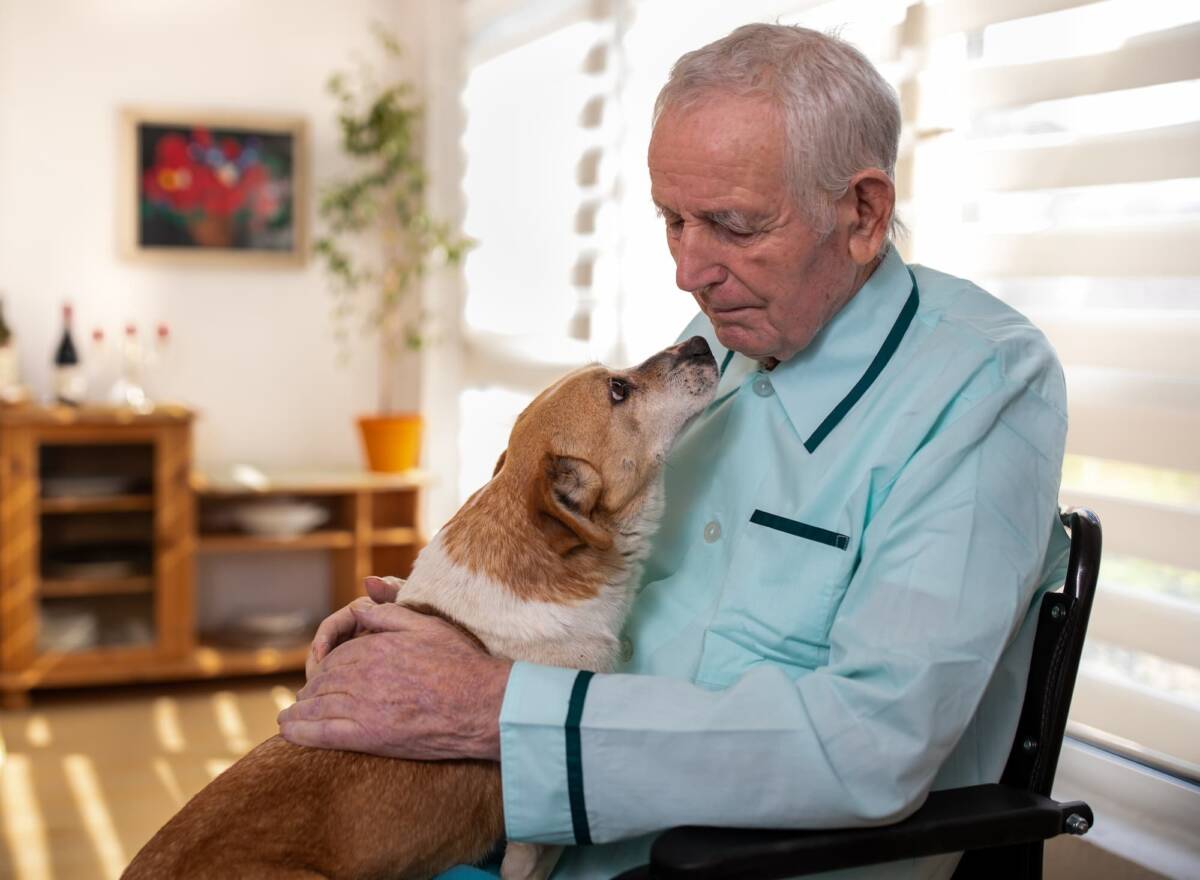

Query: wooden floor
<box><xmin>0</xmin><ymin>675</ymin><xmax>303</xmax><ymax>880</ymax></box>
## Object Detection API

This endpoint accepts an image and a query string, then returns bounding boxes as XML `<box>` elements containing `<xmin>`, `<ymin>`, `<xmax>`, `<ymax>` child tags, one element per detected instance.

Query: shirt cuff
<box><xmin>499</xmin><ymin>661</ymin><xmax>593</xmax><ymax>845</ymax></box>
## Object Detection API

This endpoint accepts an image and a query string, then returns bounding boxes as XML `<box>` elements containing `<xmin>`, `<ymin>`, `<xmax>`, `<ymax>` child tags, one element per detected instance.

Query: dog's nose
<box><xmin>677</xmin><ymin>335</ymin><xmax>712</xmax><ymax>361</ymax></box>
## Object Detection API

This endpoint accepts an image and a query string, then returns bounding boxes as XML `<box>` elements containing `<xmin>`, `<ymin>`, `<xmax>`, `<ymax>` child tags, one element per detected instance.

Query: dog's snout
<box><xmin>674</xmin><ymin>335</ymin><xmax>712</xmax><ymax>364</ymax></box>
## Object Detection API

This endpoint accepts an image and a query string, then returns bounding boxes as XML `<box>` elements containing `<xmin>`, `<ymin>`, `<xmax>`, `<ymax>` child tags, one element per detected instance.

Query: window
<box><xmin>906</xmin><ymin>0</ymin><xmax>1200</xmax><ymax>782</ymax></box>
<box><xmin>451</xmin><ymin>0</ymin><xmax>1200</xmax><ymax>788</ymax></box>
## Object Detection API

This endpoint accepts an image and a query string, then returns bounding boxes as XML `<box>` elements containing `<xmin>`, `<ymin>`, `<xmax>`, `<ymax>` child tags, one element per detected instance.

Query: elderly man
<box><xmin>280</xmin><ymin>23</ymin><xmax>1069</xmax><ymax>880</ymax></box>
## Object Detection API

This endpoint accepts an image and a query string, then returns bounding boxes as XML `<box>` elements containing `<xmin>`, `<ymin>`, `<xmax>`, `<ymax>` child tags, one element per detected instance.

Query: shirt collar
<box><xmin>771</xmin><ymin>246</ymin><xmax>918</xmax><ymax>451</ymax></box>
<box><xmin>690</xmin><ymin>246</ymin><xmax>917</xmax><ymax>450</ymax></box>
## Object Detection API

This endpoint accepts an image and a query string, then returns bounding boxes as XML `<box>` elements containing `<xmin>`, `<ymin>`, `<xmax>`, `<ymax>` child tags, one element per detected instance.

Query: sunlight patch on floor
<box><xmin>271</xmin><ymin>684</ymin><xmax>297</xmax><ymax>712</ymax></box>
<box><xmin>63</xmin><ymin>754</ymin><xmax>126</xmax><ymax>879</ymax></box>
<box><xmin>1</xmin><ymin>754</ymin><xmax>50</xmax><ymax>880</ymax></box>
<box><xmin>152</xmin><ymin>756</ymin><xmax>187</xmax><ymax>808</ymax></box>
<box><xmin>212</xmin><ymin>690</ymin><xmax>252</xmax><ymax>753</ymax></box>
<box><xmin>205</xmin><ymin>757</ymin><xmax>235</xmax><ymax>778</ymax></box>
<box><xmin>152</xmin><ymin>697</ymin><xmax>186</xmax><ymax>753</ymax></box>
<box><xmin>25</xmin><ymin>715</ymin><xmax>52</xmax><ymax>748</ymax></box>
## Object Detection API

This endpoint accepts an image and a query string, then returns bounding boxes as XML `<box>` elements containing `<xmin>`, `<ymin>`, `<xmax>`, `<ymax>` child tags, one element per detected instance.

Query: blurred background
<box><xmin>0</xmin><ymin>0</ymin><xmax>1197</xmax><ymax>877</ymax></box>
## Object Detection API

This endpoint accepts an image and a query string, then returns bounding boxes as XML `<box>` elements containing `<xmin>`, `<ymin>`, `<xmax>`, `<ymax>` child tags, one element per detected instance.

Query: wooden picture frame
<box><xmin>119</xmin><ymin>108</ymin><xmax>308</xmax><ymax>267</ymax></box>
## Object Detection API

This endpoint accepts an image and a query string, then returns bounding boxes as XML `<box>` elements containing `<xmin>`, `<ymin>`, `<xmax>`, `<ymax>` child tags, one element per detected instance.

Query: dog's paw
<box><xmin>500</xmin><ymin>842</ymin><xmax>562</xmax><ymax>880</ymax></box>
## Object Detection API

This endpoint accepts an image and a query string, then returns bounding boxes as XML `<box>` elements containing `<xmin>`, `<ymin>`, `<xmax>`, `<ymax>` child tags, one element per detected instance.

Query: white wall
<box><xmin>0</xmin><ymin>0</ymin><xmax>428</xmax><ymax>471</ymax></box>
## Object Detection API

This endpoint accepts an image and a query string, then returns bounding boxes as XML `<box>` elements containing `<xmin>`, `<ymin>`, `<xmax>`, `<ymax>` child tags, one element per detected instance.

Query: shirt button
<box><xmin>620</xmin><ymin>636</ymin><xmax>634</xmax><ymax>664</ymax></box>
<box><xmin>703</xmin><ymin>520</ymin><xmax>722</xmax><ymax>543</ymax></box>
<box><xmin>752</xmin><ymin>375</ymin><xmax>774</xmax><ymax>397</ymax></box>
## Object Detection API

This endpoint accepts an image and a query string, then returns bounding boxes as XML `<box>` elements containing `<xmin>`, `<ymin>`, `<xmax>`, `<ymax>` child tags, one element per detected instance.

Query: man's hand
<box><xmin>304</xmin><ymin>575</ymin><xmax>402</xmax><ymax>680</ymax></box>
<box><xmin>279</xmin><ymin>582</ymin><xmax>512</xmax><ymax>762</ymax></box>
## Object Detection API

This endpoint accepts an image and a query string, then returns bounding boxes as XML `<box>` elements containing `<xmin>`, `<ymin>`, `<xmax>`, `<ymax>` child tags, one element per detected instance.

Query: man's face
<box><xmin>648</xmin><ymin>93</ymin><xmax>859</xmax><ymax>362</ymax></box>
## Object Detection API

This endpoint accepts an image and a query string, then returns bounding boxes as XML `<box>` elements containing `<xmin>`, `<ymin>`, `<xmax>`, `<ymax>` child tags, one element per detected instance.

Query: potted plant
<box><xmin>315</xmin><ymin>26</ymin><xmax>472</xmax><ymax>472</ymax></box>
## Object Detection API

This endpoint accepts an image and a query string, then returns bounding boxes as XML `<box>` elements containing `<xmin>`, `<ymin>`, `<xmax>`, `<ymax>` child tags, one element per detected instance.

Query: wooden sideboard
<box><xmin>0</xmin><ymin>404</ymin><xmax>426</xmax><ymax>708</ymax></box>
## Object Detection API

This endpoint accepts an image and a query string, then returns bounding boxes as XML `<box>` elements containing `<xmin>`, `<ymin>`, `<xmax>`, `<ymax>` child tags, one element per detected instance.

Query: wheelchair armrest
<box><xmin>641</xmin><ymin>784</ymin><xmax>1093</xmax><ymax>880</ymax></box>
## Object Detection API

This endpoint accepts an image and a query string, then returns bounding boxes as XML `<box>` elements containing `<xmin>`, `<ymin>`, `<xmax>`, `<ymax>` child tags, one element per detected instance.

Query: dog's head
<box><xmin>495</xmin><ymin>336</ymin><xmax>718</xmax><ymax>554</ymax></box>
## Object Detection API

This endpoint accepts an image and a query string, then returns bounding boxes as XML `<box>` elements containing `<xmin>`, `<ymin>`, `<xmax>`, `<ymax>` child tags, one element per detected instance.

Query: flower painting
<box><xmin>122</xmin><ymin>110</ymin><xmax>307</xmax><ymax>265</ymax></box>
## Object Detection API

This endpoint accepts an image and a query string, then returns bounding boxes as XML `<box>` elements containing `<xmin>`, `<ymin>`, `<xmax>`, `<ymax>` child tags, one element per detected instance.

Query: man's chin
<box><xmin>712</xmin><ymin>323</ymin><xmax>773</xmax><ymax>360</ymax></box>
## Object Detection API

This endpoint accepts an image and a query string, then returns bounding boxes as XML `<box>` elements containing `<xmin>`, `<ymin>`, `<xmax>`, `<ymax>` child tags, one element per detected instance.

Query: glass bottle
<box><xmin>110</xmin><ymin>322</ymin><xmax>147</xmax><ymax>410</ymax></box>
<box><xmin>53</xmin><ymin>303</ymin><xmax>85</xmax><ymax>406</ymax></box>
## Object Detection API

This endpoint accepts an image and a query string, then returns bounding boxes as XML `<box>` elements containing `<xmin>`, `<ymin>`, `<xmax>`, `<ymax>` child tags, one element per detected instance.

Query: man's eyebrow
<box><xmin>704</xmin><ymin>209</ymin><xmax>763</xmax><ymax>231</ymax></box>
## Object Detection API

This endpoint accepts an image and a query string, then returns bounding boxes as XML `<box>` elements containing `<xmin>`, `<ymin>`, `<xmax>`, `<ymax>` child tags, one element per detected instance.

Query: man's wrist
<box><xmin>473</xmin><ymin>657</ymin><xmax>513</xmax><ymax>761</ymax></box>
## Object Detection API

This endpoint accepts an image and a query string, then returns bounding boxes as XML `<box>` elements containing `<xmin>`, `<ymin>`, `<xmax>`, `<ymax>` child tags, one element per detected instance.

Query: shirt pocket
<box><xmin>697</xmin><ymin>508</ymin><xmax>855</xmax><ymax>688</ymax></box>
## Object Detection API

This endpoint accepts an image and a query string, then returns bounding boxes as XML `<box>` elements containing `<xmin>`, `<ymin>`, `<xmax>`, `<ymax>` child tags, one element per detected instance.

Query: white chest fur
<box><xmin>396</xmin><ymin>478</ymin><xmax>664</xmax><ymax>674</ymax></box>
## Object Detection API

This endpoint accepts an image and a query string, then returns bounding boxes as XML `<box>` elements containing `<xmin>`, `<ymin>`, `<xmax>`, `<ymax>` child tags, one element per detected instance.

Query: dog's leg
<box><xmin>499</xmin><ymin>842</ymin><xmax>563</xmax><ymax>880</ymax></box>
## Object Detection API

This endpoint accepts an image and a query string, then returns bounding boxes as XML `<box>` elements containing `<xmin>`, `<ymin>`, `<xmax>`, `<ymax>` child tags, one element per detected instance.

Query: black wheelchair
<box><xmin>615</xmin><ymin>508</ymin><xmax>1100</xmax><ymax>880</ymax></box>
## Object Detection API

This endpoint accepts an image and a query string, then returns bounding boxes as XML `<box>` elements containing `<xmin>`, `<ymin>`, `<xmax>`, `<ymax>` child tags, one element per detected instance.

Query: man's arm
<box><xmin>499</xmin><ymin>376</ymin><xmax>1067</xmax><ymax>845</ymax></box>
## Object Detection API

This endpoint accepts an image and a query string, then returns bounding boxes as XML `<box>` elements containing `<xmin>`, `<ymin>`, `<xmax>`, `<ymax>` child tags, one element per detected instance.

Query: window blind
<box><xmin>453</xmin><ymin>0</ymin><xmax>1200</xmax><ymax>780</ymax></box>
<box><xmin>905</xmin><ymin>0</ymin><xmax>1200</xmax><ymax>779</ymax></box>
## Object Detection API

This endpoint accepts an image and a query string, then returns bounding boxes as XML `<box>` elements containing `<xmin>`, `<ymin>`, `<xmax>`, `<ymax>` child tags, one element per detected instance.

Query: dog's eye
<box><xmin>608</xmin><ymin>377</ymin><xmax>629</xmax><ymax>404</ymax></box>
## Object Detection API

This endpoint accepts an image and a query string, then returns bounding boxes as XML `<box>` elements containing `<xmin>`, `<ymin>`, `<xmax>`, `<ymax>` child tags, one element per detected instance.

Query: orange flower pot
<box><xmin>357</xmin><ymin>414</ymin><xmax>423</xmax><ymax>472</ymax></box>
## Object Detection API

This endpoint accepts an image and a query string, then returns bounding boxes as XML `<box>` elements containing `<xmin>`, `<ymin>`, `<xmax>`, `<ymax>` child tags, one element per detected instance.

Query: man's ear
<box><xmin>492</xmin><ymin>450</ymin><xmax>507</xmax><ymax>476</ymax></box>
<box><xmin>842</xmin><ymin>169</ymin><xmax>895</xmax><ymax>266</ymax></box>
<box><xmin>533</xmin><ymin>454</ymin><xmax>612</xmax><ymax>554</ymax></box>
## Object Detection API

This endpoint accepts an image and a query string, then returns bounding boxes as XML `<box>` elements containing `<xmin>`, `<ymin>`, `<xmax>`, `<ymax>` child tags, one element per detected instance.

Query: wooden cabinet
<box><xmin>0</xmin><ymin>405</ymin><xmax>425</xmax><ymax>708</ymax></box>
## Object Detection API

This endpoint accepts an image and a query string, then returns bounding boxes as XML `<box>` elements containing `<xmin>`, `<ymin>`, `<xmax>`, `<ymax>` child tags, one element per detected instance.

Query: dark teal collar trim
<box><xmin>565</xmin><ymin>670</ymin><xmax>595</xmax><ymax>845</ymax></box>
<box><xmin>803</xmin><ymin>268</ymin><xmax>919</xmax><ymax>453</ymax></box>
<box><xmin>719</xmin><ymin>349</ymin><xmax>735</xmax><ymax>377</ymax></box>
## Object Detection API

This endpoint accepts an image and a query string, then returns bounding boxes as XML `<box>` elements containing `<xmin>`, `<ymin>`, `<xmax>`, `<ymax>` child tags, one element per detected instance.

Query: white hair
<box><xmin>654</xmin><ymin>23</ymin><xmax>903</xmax><ymax>238</ymax></box>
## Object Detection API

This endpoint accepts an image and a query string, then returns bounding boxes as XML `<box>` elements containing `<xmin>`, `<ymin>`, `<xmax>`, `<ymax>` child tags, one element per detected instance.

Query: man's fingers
<box><xmin>364</xmin><ymin>575</ymin><xmax>403</xmax><ymax>604</ymax></box>
<box><xmin>311</xmin><ymin>598</ymin><xmax>374</xmax><ymax>666</ymax></box>
<box><xmin>279</xmin><ymin>689</ymin><xmax>356</xmax><ymax>721</ymax></box>
<box><xmin>278</xmin><ymin>716</ymin><xmax>369</xmax><ymax>752</ymax></box>
<box><xmin>350</xmin><ymin>599</ymin><xmax>427</xmax><ymax>634</ymax></box>
<box><xmin>296</xmin><ymin>662</ymin><xmax>363</xmax><ymax>702</ymax></box>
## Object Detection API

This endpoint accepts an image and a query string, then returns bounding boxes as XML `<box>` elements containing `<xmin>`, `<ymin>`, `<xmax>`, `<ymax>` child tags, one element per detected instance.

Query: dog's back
<box><xmin>123</xmin><ymin>735</ymin><xmax>503</xmax><ymax>880</ymax></box>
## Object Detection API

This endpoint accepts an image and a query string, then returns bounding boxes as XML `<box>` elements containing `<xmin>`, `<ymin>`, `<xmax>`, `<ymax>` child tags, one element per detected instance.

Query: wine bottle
<box><xmin>53</xmin><ymin>303</ymin><xmax>85</xmax><ymax>406</ymax></box>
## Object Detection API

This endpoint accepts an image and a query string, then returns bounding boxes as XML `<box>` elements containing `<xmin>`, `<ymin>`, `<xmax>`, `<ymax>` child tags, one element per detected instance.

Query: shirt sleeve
<box><xmin>499</xmin><ymin>362</ymin><xmax>1067</xmax><ymax>846</ymax></box>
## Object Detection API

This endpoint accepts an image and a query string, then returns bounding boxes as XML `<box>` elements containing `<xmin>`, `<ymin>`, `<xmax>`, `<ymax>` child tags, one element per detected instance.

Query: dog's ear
<box><xmin>492</xmin><ymin>450</ymin><xmax>507</xmax><ymax>477</ymax></box>
<box><xmin>534</xmin><ymin>454</ymin><xmax>612</xmax><ymax>554</ymax></box>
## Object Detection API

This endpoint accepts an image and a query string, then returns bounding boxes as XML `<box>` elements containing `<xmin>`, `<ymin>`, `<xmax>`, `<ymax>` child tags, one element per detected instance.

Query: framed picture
<box><xmin>120</xmin><ymin>108</ymin><xmax>308</xmax><ymax>266</ymax></box>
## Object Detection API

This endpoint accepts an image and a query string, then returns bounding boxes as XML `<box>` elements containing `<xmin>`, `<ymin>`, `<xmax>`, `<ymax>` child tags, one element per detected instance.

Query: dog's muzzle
<box><xmin>671</xmin><ymin>335</ymin><xmax>714</xmax><ymax>367</ymax></box>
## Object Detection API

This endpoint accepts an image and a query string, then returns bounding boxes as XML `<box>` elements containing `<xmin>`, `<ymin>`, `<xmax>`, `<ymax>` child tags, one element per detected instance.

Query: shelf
<box><xmin>0</xmin><ymin>643</ymin><xmax>307</xmax><ymax>691</ymax></box>
<box><xmin>370</xmin><ymin>527</ymin><xmax>419</xmax><ymax>546</ymax></box>
<box><xmin>0</xmin><ymin>403</ymin><xmax>193</xmax><ymax>427</ymax></box>
<box><xmin>190</xmin><ymin>643</ymin><xmax>310</xmax><ymax>676</ymax></box>
<box><xmin>41</xmin><ymin>576</ymin><xmax>154</xmax><ymax>598</ymax></box>
<box><xmin>39</xmin><ymin>494</ymin><xmax>155</xmax><ymax>514</ymax></box>
<box><xmin>197</xmin><ymin>530</ymin><xmax>355</xmax><ymax>553</ymax></box>
<box><xmin>194</xmin><ymin>468</ymin><xmax>430</xmax><ymax>496</ymax></box>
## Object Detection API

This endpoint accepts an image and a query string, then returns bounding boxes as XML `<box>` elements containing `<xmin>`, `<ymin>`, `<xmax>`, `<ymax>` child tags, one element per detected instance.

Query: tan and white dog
<box><xmin>123</xmin><ymin>335</ymin><xmax>718</xmax><ymax>880</ymax></box>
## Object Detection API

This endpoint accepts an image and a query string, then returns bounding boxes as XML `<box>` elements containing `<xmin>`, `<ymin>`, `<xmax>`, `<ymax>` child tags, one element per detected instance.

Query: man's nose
<box><xmin>674</xmin><ymin>226</ymin><xmax>726</xmax><ymax>294</ymax></box>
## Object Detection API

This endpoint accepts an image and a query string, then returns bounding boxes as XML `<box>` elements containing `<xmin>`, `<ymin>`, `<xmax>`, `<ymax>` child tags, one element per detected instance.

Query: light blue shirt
<box><xmin>460</xmin><ymin>247</ymin><xmax>1070</xmax><ymax>880</ymax></box>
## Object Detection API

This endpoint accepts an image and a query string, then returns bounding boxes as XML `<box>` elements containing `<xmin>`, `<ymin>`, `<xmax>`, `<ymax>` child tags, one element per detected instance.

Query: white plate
<box><xmin>42</xmin><ymin>475</ymin><xmax>139</xmax><ymax>497</ymax></box>
<box><xmin>232</xmin><ymin>500</ymin><xmax>328</xmax><ymax>537</ymax></box>
<box><xmin>43</xmin><ymin>559</ymin><xmax>140</xmax><ymax>579</ymax></box>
